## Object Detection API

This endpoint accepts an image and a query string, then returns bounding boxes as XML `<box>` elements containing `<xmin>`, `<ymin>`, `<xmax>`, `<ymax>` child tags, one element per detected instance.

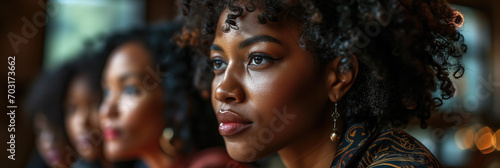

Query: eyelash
<box><xmin>209</xmin><ymin>52</ymin><xmax>280</xmax><ymax>73</ymax></box>
<box><xmin>124</xmin><ymin>85</ymin><xmax>140</xmax><ymax>95</ymax></box>
<box><xmin>208</xmin><ymin>58</ymin><xmax>227</xmax><ymax>72</ymax></box>
<box><xmin>102</xmin><ymin>88</ymin><xmax>110</xmax><ymax>98</ymax></box>
<box><xmin>66</xmin><ymin>103</ymin><xmax>77</xmax><ymax>114</ymax></box>
<box><xmin>247</xmin><ymin>52</ymin><xmax>279</xmax><ymax>66</ymax></box>
<box><xmin>101</xmin><ymin>85</ymin><xmax>141</xmax><ymax>99</ymax></box>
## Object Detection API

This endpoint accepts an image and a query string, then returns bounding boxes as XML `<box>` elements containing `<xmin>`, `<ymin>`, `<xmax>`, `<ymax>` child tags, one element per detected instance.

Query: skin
<box><xmin>65</xmin><ymin>74</ymin><xmax>103</xmax><ymax>162</ymax></box>
<box><xmin>34</xmin><ymin>113</ymin><xmax>75</xmax><ymax>168</ymax></box>
<box><xmin>99</xmin><ymin>42</ymin><xmax>172</xmax><ymax>168</ymax></box>
<box><xmin>210</xmin><ymin>8</ymin><xmax>358</xmax><ymax>168</ymax></box>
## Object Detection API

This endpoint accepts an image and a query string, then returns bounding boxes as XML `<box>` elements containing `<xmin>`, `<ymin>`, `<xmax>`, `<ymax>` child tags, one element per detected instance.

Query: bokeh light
<box><xmin>474</xmin><ymin>126</ymin><xmax>496</xmax><ymax>154</ymax></box>
<box><xmin>495</xmin><ymin>130</ymin><xmax>500</xmax><ymax>151</ymax></box>
<box><xmin>455</xmin><ymin>127</ymin><xmax>476</xmax><ymax>149</ymax></box>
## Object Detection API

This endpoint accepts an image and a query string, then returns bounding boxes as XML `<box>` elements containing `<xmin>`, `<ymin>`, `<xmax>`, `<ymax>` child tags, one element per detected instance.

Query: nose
<box><xmin>99</xmin><ymin>94</ymin><xmax>119</xmax><ymax>120</ymax></box>
<box><xmin>214</xmin><ymin>69</ymin><xmax>245</xmax><ymax>104</ymax></box>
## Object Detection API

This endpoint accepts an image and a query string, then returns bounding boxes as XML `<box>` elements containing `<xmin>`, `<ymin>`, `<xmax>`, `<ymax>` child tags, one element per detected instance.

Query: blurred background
<box><xmin>1</xmin><ymin>0</ymin><xmax>178</xmax><ymax>167</ymax></box>
<box><xmin>0</xmin><ymin>0</ymin><xmax>499</xmax><ymax>167</ymax></box>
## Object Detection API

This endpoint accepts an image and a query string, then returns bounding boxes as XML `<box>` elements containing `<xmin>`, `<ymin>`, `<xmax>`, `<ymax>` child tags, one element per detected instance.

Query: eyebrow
<box><xmin>210</xmin><ymin>44</ymin><xmax>224</xmax><ymax>52</ymax></box>
<box><xmin>239</xmin><ymin>35</ymin><xmax>281</xmax><ymax>49</ymax></box>
<box><xmin>209</xmin><ymin>35</ymin><xmax>282</xmax><ymax>53</ymax></box>
<box><xmin>118</xmin><ymin>72</ymin><xmax>142</xmax><ymax>83</ymax></box>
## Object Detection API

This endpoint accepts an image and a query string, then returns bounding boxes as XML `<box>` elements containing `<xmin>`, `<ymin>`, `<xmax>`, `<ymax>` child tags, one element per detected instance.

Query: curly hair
<box><xmin>180</xmin><ymin>0</ymin><xmax>466</xmax><ymax>128</ymax></box>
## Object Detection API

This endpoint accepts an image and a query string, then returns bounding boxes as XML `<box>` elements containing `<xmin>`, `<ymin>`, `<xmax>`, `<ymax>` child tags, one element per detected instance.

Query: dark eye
<box><xmin>211</xmin><ymin>59</ymin><xmax>228</xmax><ymax>71</ymax></box>
<box><xmin>66</xmin><ymin>103</ymin><xmax>77</xmax><ymax>115</ymax></box>
<box><xmin>124</xmin><ymin>85</ymin><xmax>140</xmax><ymax>95</ymax></box>
<box><xmin>102</xmin><ymin>88</ymin><xmax>110</xmax><ymax>98</ymax></box>
<box><xmin>248</xmin><ymin>53</ymin><xmax>278</xmax><ymax>67</ymax></box>
<box><xmin>250</xmin><ymin>55</ymin><xmax>267</xmax><ymax>65</ymax></box>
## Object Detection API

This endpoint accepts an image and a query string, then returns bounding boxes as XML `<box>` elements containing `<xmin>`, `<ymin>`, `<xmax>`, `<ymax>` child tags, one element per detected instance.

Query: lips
<box><xmin>103</xmin><ymin>127</ymin><xmax>120</xmax><ymax>140</ymax></box>
<box><xmin>216</xmin><ymin>110</ymin><xmax>252</xmax><ymax>136</ymax></box>
<box><xmin>45</xmin><ymin>149</ymin><xmax>62</xmax><ymax>164</ymax></box>
<box><xmin>76</xmin><ymin>135</ymin><xmax>92</xmax><ymax>150</ymax></box>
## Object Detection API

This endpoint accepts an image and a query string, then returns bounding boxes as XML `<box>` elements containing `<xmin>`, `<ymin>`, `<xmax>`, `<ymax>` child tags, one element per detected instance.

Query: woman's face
<box><xmin>210</xmin><ymin>9</ymin><xmax>333</xmax><ymax>162</ymax></box>
<box><xmin>100</xmin><ymin>42</ymin><xmax>165</xmax><ymax>161</ymax></box>
<box><xmin>65</xmin><ymin>74</ymin><xmax>103</xmax><ymax>161</ymax></box>
<box><xmin>34</xmin><ymin>113</ymin><xmax>73</xmax><ymax>167</ymax></box>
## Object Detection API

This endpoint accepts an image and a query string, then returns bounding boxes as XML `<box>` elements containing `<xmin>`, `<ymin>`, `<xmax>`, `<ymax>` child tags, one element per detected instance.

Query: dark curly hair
<box><xmin>180</xmin><ymin>0</ymin><xmax>466</xmax><ymax>128</ymax></box>
<box><xmin>95</xmin><ymin>21</ymin><xmax>223</xmax><ymax>154</ymax></box>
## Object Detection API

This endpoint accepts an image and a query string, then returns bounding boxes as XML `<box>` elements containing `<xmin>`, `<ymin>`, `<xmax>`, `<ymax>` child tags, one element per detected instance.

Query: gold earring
<box><xmin>159</xmin><ymin>128</ymin><xmax>177</xmax><ymax>156</ymax></box>
<box><xmin>330</xmin><ymin>102</ymin><xmax>340</xmax><ymax>141</ymax></box>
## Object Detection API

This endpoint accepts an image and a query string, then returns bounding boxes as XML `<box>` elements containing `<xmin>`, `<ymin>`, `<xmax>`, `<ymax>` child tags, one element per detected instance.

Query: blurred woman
<box><xmin>26</xmin><ymin>62</ymin><xmax>79</xmax><ymax>168</ymax></box>
<box><xmin>63</xmin><ymin>56</ymin><xmax>113</xmax><ymax>168</ymax></box>
<box><xmin>27</xmin><ymin>55</ymin><xmax>139</xmax><ymax>168</ymax></box>
<box><xmin>99</xmin><ymin>21</ymin><xmax>239</xmax><ymax>168</ymax></box>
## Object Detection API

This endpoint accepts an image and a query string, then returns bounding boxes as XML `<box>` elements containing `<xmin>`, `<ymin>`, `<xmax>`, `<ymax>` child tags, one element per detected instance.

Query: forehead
<box><xmin>68</xmin><ymin>74</ymin><xmax>91</xmax><ymax>94</ymax></box>
<box><xmin>105</xmin><ymin>42</ymin><xmax>152</xmax><ymax>76</ymax></box>
<box><xmin>214</xmin><ymin>7</ymin><xmax>301</xmax><ymax>44</ymax></box>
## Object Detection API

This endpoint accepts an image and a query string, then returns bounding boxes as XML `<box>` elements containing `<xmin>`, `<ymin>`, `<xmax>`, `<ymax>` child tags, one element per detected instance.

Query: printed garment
<box><xmin>331</xmin><ymin>121</ymin><xmax>442</xmax><ymax>168</ymax></box>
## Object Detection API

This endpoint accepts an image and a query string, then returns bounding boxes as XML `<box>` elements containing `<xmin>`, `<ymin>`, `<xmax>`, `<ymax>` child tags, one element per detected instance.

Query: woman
<box><xmin>181</xmin><ymin>0</ymin><xmax>466</xmax><ymax>167</ymax></box>
<box><xmin>64</xmin><ymin>56</ymin><xmax>120</xmax><ymax>168</ymax></box>
<box><xmin>27</xmin><ymin>57</ymin><xmax>136</xmax><ymax>168</ymax></box>
<box><xmin>99</xmin><ymin>22</ymin><xmax>239</xmax><ymax>168</ymax></box>
<box><xmin>26</xmin><ymin>62</ymin><xmax>79</xmax><ymax>168</ymax></box>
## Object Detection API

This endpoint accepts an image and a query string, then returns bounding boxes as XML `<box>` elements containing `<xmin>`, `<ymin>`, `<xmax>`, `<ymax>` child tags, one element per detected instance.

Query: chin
<box><xmin>225</xmin><ymin>141</ymin><xmax>269</xmax><ymax>163</ymax></box>
<box><xmin>80</xmin><ymin>152</ymin><xmax>99</xmax><ymax>162</ymax></box>
<box><xmin>105</xmin><ymin>150</ymin><xmax>130</xmax><ymax>162</ymax></box>
<box><xmin>104</xmin><ymin>144</ymin><xmax>131</xmax><ymax>161</ymax></box>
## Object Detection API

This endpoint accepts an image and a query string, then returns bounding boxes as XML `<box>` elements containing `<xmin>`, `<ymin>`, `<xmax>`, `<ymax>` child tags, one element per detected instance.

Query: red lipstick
<box><xmin>216</xmin><ymin>110</ymin><xmax>252</xmax><ymax>136</ymax></box>
<box><xmin>103</xmin><ymin>128</ymin><xmax>120</xmax><ymax>140</ymax></box>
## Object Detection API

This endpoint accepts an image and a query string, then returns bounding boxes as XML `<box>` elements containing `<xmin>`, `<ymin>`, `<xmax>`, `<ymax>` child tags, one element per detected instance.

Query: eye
<box><xmin>248</xmin><ymin>53</ymin><xmax>279</xmax><ymax>67</ymax></box>
<box><xmin>66</xmin><ymin>104</ymin><xmax>77</xmax><ymax>114</ymax></box>
<box><xmin>210</xmin><ymin>59</ymin><xmax>228</xmax><ymax>71</ymax></box>
<box><xmin>102</xmin><ymin>88</ymin><xmax>110</xmax><ymax>98</ymax></box>
<box><xmin>123</xmin><ymin>85</ymin><xmax>140</xmax><ymax>95</ymax></box>
<box><xmin>250</xmin><ymin>55</ymin><xmax>267</xmax><ymax>65</ymax></box>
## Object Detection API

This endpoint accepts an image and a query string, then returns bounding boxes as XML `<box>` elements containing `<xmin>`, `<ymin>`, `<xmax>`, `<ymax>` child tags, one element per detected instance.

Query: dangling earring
<box><xmin>330</xmin><ymin>102</ymin><xmax>340</xmax><ymax>141</ymax></box>
<box><xmin>159</xmin><ymin>128</ymin><xmax>177</xmax><ymax>156</ymax></box>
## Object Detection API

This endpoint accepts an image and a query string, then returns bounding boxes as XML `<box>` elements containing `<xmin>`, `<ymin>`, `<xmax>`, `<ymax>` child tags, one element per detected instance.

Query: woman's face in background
<box><xmin>99</xmin><ymin>42</ymin><xmax>166</xmax><ymax>161</ymax></box>
<box><xmin>210</xmin><ymin>9</ymin><xmax>332</xmax><ymax>162</ymax></box>
<box><xmin>65</xmin><ymin>74</ymin><xmax>103</xmax><ymax>161</ymax></box>
<box><xmin>34</xmin><ymin>113</ymin><xmax>73</xmax><ymax>167</ymax></box>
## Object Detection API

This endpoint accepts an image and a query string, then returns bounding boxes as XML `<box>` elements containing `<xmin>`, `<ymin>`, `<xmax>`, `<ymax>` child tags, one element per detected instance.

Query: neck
<box><xmin>97</xmin><ymin>150</ymin><xmax>113</xmax><ymax>168</ymax></box>
<box><xmin>278</xmin><ymin>116</ymin><xmax>343</xmax><ymax>168</ymax></box>
<box><xmin>141</xmin><ymin>148</ymin><xmax>174</xmax><ymax>168</ymax></box>
<box><xmin>99</xmin><ymin>158</ymin><xmax>113</xmax><ymax>168</ymax></box>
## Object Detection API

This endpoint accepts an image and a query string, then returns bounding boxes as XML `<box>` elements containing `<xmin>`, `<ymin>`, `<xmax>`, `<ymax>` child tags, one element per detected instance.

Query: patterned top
<box><xmin>330</xmin><ymin>122</ymin><xmax>442</xmax><ymax>168</ymax></box>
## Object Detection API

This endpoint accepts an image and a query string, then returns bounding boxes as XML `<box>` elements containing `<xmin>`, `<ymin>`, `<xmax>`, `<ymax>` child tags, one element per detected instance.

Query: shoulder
<box><xmin>362</xmin><ymin>127</ymin><xmax>442</xmax><ymax>168</ymax></box>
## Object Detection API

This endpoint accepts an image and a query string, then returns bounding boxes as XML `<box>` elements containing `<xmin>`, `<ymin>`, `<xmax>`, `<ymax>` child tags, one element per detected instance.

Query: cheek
<box><xmin>118</xmin><ymin>96</ymin><xmax>138</xmax><ymax>113</ymax></box>
<box><xmin>226</xmin><ymin>60</ymin><xmax>327</xmax><ymax>161</ymax></box>
<box><xmin>65</xmin><ymin>115</ymin><xmax>75</xmax><ymax>133</ymax></box>
<box><xmin>248</xmin><ymin>61</ymin><xmax>325</xmax><ymax>124</ymax></box>
<box><xmin>117</xmin><ymin>93</ymin><xmax>165</xmax><ymax>146</ymax></box>
<box><xmin>65</xmin><ymin>115</ymin><xmax>79</xmax><ymax>141</ymax></box>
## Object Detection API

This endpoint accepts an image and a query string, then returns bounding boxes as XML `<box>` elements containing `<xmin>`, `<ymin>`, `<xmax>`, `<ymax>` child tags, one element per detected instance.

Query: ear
<box><xmin>325</xmin><ymin>55</ymin><xmax>359</xmax><ymax>102</ymax></box>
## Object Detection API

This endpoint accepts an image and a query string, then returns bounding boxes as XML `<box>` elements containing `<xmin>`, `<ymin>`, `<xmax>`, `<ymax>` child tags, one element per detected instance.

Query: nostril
<box><xmin>215</xmin><ymin>88</ymin><xmax>242</xmax><ymax>103</ymax></box>
<box><xmin>225</xmin><ymin>97</ymin><xmax>237</xmax><ymax>103</ymax></box>
<box><xmin>214</xmin><ymin>75</ymin><xmax>245</xmax><ymax>103</ymax></box>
